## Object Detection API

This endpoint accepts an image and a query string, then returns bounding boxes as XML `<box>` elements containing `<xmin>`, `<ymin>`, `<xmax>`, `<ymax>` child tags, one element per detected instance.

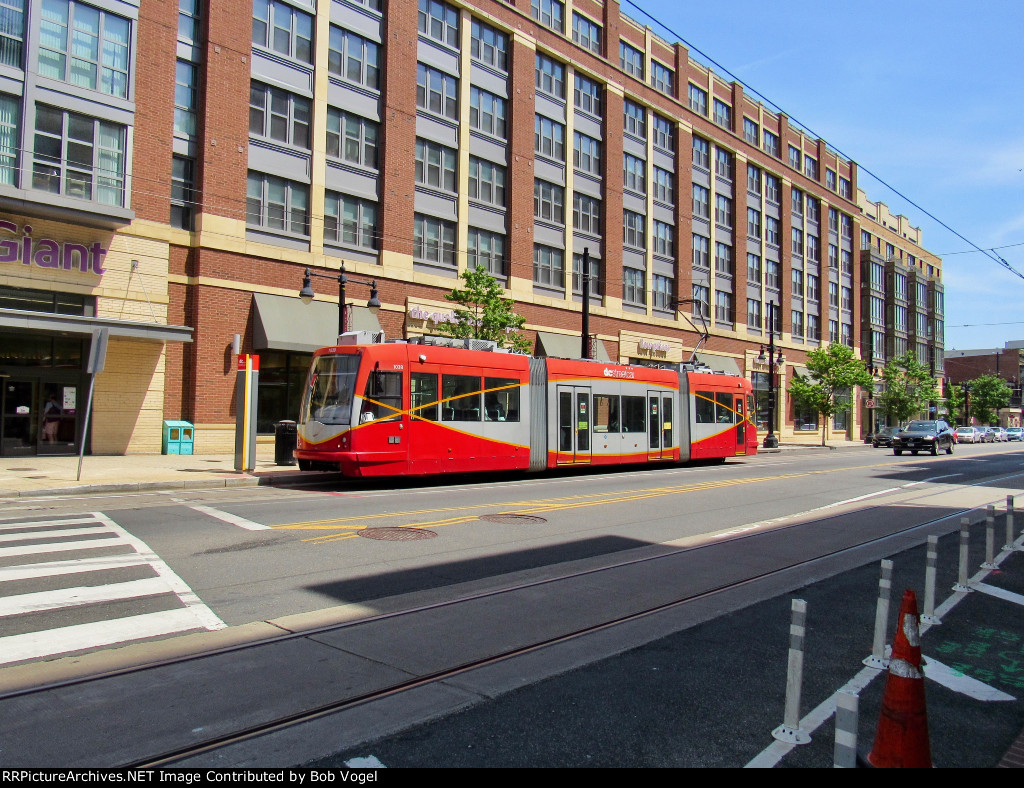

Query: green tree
<box><xmin>437</xmin><ymin>265</ymin><xmax>532</xmax><ymax>353</ymax></box>
<box><xmin>787</xmin><ymin>344</ymin><xmax>874</xmax><ymax>446</ymax></box>
<box><xmin>944</xmin><ymin>382</ymin><xmax>966</xmax><ymax>425</ymax></box>
<box><xmin>967</xmin><ymin>374</ymin><xmax>1012</xmax><ymax>425</ymax></box>
<box><xmin>877</xmin><ymin>352</ymin><xmax>940</xmax><ymax>426</ymax></box>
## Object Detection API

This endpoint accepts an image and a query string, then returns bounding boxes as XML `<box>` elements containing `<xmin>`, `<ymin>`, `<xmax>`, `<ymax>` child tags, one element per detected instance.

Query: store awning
<box><xmin>252</xmin><ymin>293</ymin><xmax>382</xmax><ymax>353</ymax></box>
<box><xmin>0</xmin><ymin>308</ymin><xmax>192</xmax><ymax>343</ymax></box>
<box><xmin>535</xmin><ymin>331</ymin><xmax>610</xmax><ymax>361</ymax></box>
<box><xmin>697</xmin><ymin>354</ymin><xmax>741</xmax><ymax>375</ymax></box>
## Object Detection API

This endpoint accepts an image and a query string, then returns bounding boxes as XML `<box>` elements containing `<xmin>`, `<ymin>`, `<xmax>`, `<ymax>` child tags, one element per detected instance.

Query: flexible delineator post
<box><xmin>833</xmin><ymin>691</ymin><xmax>859</xmax><ymax>769</ymax></box>
<box><xmin>921</xmin><ymin>535</ymin><xmax>941</xmax><ymax>625</ymax></box>
<box><xmin>954</xmin><ymin>517</ymin><xmax>973</xmax><ymax>592</ymax></box>
<box><xmin>864</xmin><ymin>559</ymin><xmax>893</xmax><ymax>669</ymax></box>
<box><xmin>772</xmin><ymin>598</ymin><xmax>811</xmax><ymax>745</ymax></box>
<box><xmin>983</xmin><ymin>505</ymin><xmax>998</xmax><ymax>569</ymax></box>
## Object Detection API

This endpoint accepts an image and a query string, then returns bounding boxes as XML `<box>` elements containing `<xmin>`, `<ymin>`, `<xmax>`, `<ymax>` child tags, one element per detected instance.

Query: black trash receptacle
<box><xmin>275</xmin><ymin>420</ymin><xmax>297</xmax><ymax>465</ymax></box>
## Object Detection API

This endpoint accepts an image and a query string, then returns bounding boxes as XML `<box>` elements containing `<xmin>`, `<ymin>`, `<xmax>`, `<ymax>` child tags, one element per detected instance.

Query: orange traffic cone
<box><xmin>867</xmin><ymin>589</ymin><xmax>932</xmax><ymax>768</ymax></box>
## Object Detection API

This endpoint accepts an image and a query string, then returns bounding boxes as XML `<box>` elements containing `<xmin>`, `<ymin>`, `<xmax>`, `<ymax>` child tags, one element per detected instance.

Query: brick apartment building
<box><xmin>0</xmin><ymin>0</ymin><xmax>945</xmax><ymax>456</ymax></box>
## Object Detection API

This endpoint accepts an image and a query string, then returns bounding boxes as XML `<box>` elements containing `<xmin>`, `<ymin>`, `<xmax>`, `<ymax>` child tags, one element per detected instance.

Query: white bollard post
<box><xmin>983</xmin><ymin>505</ymin><xmax>998</xmax><ymax>569</ymax></box>
<box><xmin>1005</xmin><ymin>496</ymin><xmax>1020</xmax><ymax>552</ymax></box>
<box><xmin>772</xmin><ymin>599</ymin><xmax>811</xmax><ymax>745</ymax></box>
<box><xmin>921</xmin><ymin>535</ymin><xmax>942</xmax><ymax>625</ymax></box>
<box><xmin>864</xmin><ymin>559</ymin><xmax>893</xmax><ymax>668</ymax></box>
<box><xmin>954</xmin><ymin>517</ymin><xmax>974</xmax><ymax>592</ymax></box>
<box><xmin>833</xmin><ymin>691</ymin><xmax>859</xmax><ymax>768</ymax></box>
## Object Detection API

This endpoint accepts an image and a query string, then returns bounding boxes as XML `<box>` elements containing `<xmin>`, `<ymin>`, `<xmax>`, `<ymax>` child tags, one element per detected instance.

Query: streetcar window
<box><xmin>593</xmin><ymin>394</ymin><xmax>619</xmax><ymax>433</ymax></box>
<box><xmin>442</xmin><ymin>375</ymin><xmax>482</xmax><ymax>421</ymax></box>
<box><xmin>695</xmin><ymin>391</ymin><xmax>716</xmax><ymax>423</ymax></box>
<box><xmin>622</xmin><ymin>396</ymin><xmax>646</xmax><ymax>432</ymax></box>
<box><xmin>303</xmin><ymin>354</ymin><xmax>359</xmax><ymax>425</ymax></box>
<box><xmin>716</xmin><ymin>392</ymin><xmax>735</xmax><ymax>423</ymax></box>
<box><xmin>411</xmin><ymin>372</ymin><xmax>438</xmax><ymax>421</ymax></box>
<box><xmin>484</xmin><ymin>377</ymin><xmax>519</xmax><ymax>422</ymax></box>
<box><xmin>361</xmin><ymin>370</ymin><xmax>403</xmax><ymax>422</ymax></box>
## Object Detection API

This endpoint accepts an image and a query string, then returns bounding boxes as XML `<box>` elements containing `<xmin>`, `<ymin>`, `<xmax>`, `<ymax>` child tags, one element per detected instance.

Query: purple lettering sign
<box><xmin>0</xmin><ymin>220</ymin><xmax>107</xmax><ymax>274</ymax></box>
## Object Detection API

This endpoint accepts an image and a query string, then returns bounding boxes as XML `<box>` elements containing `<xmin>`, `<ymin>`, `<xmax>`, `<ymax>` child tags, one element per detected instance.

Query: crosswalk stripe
<box><xmin>0</xmin><ymin>517</ymin><xmax>99</xmax><ymax>530</ymax></box>
<box><xmin>0</xmin><ymin>608</ymin><xmax>211</xmax><ymax>665</ymax></box>
<box><xmin>0</xmin><ymin>537</ymin><xmax>126</xmax><ymax>558</ymax></box>
<box><xmin>0</xmin><ymin>577</ymin><xmax>174</xmax><ymax>616</ymax></box>
<box><xmin>0</xmin><ymin>554</ymin><xmax>149</xmax><ymax>583</ymax></box>
<box><xmin>0</xmin><ymin>526</ymin><xmax>109</xmax><ymax>543</ymax></box>
<box><xmin>188</xmin><ymin>504</ymin><xmax>271</xmax><ymax>531</ymax></box>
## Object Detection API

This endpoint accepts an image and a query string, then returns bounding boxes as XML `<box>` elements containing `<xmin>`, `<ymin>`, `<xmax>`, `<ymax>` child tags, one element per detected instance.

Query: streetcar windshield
<box><xmin>301</xmin><ymin>354</ymin><xmax>360</xmax><ymax>426</ymax></box>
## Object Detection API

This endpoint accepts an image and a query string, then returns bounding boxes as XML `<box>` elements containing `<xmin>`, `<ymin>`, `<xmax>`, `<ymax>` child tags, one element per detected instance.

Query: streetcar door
<box><xmin>647</xmin><ymin>391</ymin><xmax>673</xmax><ymax>460</ymax></box>
<box><xmin>556</xmin><ymin>385</ymin><xmax>591</xmax><ymax>464</ymax></box>
<box><xmin>734</xmin><ymin>394</ymin><xmax>746</xmax><ymax>456</ymax></box>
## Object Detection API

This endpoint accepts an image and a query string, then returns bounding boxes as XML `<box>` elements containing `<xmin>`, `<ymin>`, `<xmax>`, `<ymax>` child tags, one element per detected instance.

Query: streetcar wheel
<box><xmin>298</xmin><ymin>459</ymin><xmax>311</xmax><ymax>471</ymax></box>
<box><xmin>894</xmin><ymin>449</ymin><xmax>903</xmax><ymax>456</ymax></box>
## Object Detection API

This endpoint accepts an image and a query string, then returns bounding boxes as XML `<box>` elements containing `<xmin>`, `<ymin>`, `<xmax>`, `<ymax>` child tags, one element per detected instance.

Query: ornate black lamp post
<box><xmin>299</xmin><ymin>263</ymin><xmax>381</xmax><ymax>337</ymax></box>
<box><xmin>757</xmin><ymin>300</ymin><xmax>784</xmax><ymax>448</ymax></box>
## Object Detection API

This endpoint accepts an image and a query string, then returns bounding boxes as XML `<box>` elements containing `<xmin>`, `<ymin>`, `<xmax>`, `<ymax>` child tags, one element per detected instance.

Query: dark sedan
<box><xmin>870</xmin><ymin>426</ymin><xmax>897</xmax><ymax>448</ymax></box>
<box><xmin>892</xmin><ymin>420</ymin><xmax>955</xmax><ymax>456</ymax></box>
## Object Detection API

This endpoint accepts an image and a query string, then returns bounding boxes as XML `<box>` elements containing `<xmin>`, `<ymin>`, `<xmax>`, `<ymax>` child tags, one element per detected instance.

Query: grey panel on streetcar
<box><xmin>252</xmin><ymin>293</ymin><xmax>381</xmax><ymax>353</ymax></box>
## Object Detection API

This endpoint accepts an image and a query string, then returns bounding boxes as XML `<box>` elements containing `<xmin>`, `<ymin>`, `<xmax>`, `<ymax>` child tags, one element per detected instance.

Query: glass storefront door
<box><xmin>2</xmin><ymin>379</ymin><xmax>38</xmax><ymax>456</ymax></box>
<box><xmin>0</xmin><ymin>378</ymin><xmax>82</xmax><ymax>456</ymax></box>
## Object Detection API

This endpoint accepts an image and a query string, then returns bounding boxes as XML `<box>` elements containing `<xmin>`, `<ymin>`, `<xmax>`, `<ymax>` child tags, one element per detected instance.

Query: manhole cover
<box><xmin>358</xmin><ymin>527</ymin><xmax>437</xmax><ymax>541</ymax></box>
<box><xmin>479</xmin><ymin>513</ymin><xmax>548</xmax><ymax>524</ymax></box>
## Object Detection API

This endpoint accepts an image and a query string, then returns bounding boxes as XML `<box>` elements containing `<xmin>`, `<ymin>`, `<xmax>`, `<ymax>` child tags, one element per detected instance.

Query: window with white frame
<box><xmin>329</xmin><ymin>27</ymin><xmax>380</xmax><ymax>89</ymax></box>
<box><xmin>747</xmin><ymin>207</ymin><xmax>761</xmax><ymax>239</ymax></box>
<box><xmin>804</xmin><ymin>156</ymin><xmax>818</xmax><ymax>180</ymax></box>
<box><xmin>572</xmin><ymin>252</ymin><xmax>601</xmax><ymax>295</ymax></box>
<box><xmin>792</xmin><ymin>227</ymin><xmax>804</xmax><ymax>257</ymax></box>
<box><xmin>573</xmin><ymin>131</ymin><xmax>601</xmax><ymax>176</ymax></box>
<box><xmin>715</xmin><ymin>194</ymin><xmax>732</xmax><ymax>228</ymax></box>
<box><xmin>624</xmin><ymin>99</ymin><xmax>645</xmax><ymax>138</ymax></box>
<box><xmin>839</xmin><ymin>176</ymin><xmax>852</xmax><ymax>199</ymax></box>
<box><xmin>469</xmin><ymin>86</ymin><xmax>506</xmax><ymax>139</ymax></box>
<box><xmin>692</xmin><ymin>284</ymin><xmax>709</xmax><ymax>319</ymax></box>
<box><xmin>765</xmin><ymin>173</ymin><xmax>780</xmax><ymax>203</ymax></box>
<box><xmin>170</xmin><ymin>154</ymin><xmax>195</xmax><ymax>229</ymax></box>
<box><xmin>418</xmin><ymin>0</ymin><xmax>458</xmax><ymax>47</ymax></box>
<box><xmin>249</xmin><ymin>82</ymin><xmax>311</xmax><ymax>149</ymax></box>
<box><xmin>253</xmin><ymin>0</ymin><xmax>313</xmax><ymax>64</ymax></box>
<box><xmin>573</xmin><ymin>73</ymin><xmax>601</xmax><ymax>116</ymax></box>
<box><xmin>533</xmin><ymin>244</ymin><xmax>564</xmax><ymax>286</ymax></box>
<box><xmin>414</xmin><ymin>213</ymin><xmax>456</xmax><ymax>265</ymax></box>
<box><xmin>415</xmin><ymin>138</ymin><xmax>456</xmax><ymax>191</ymax></box>
<box><xmin>246</xmin><ymin>171</ymin><xmax>308</xmax><ymax>235</ymax></box>
<box><xmin>175</xmin><ymin>60</ymin><xmax>197</xmax><ymax>137</ymax></box>
<box><xmin>416</xmin><ymin>63</ymin><xmax>457</xmax><ymax>120</ymax></box>
<box><xmin>807</xmin><ymin>273</ymin><xmax>820</xmax><ymax>302</ymax></box>
<box><xmin>535</xmin><ymin>53</ymin><xmax>565</xmax><ymax>99</ymax></box>
<box><xmin>713</xmin><ymin>99</ymin><xmax>731</xmax><ymax>129</ymax></box>
<box><xmin>534</xmin><ymin>179</ymin><xmax>564</xmax><ymax>224</ymax></box>
<box><xmin>765</xmin><ymin>216</ymin><xmax>779</xmax><ymax>246</ymax></box>
<box><xmin>623</xmin><ymin>153</ymin><xmax>645</xmax><ymax>194</ymax></box>
<box><xmin>623</xmin><ymin>210</ymin><xmax>645</xmax><ymax>250</ymax></box>
<box><xmin>0</xmin><ymin>0</ymin><xmax>25</xmax><ymax>68</ymax></box>
<box><xmin>715</xmin><ymin>242</ymin><xmax>733</xmax><ymax>276</ymax></box>
<box><xmin>807</xmin><ymin>313</ymin><xmax>820</xmax><ymax>341</ymax></box>
<box><xmin>791</xmin><ymin>309</ymin><xmax>804</xmax><ymax>338</ymax></box>
<box><xmin>623</xmin><ymin>267</ymin><xmax>645</xmax><ymax>305</ymax></box>
<box><xmin>692</xmin><ymin>234</ymin><xmax>709</xmax><ymax>269</ymax></box>
<box><xmin>470</xmin><ymin>19</ymin><xmax>507</xmax><ymax>71</ymax></box>
<box><xmin>826</xmin><ymin>169</ymin><xmax>837</xmax><ymax>191</ymax></box>
<box><xmin>651</xmin><ymin>61</ymin><xmax>673</xmax><ymax>94</ymax></box>
<box><xmin>747</xmin><ymin>163</ymin><xmax>761</xmax><ymax>194</ymax></box>
<box><xmin>747</xmin><ymin>298</ymin><xmax>761</xmax><ymax>330</ymax></box>
<box><xmin>653</xmin><ymin>167</ymin><xmax>673</xmax><ymax>205</ymax></box>
<box><xmin>468</xmin><ymin>228</ymin><xmax>506</xmax><ymax>276</ymax></box>
<box><xmin>652</xmin><ymin>274</ymin><xmax>673</xmax><ymax>310</ymax></box>
<box><xmin>762</xmin><ymin>129</ymin><xmax>780</xmax><ymax>157</ymax></box>
<box><xmin>652</xmin><ymin>113</ymin><xmax>673</xmax><ymax>152</ymax></box>
<box><xmin>652</xmin><ymin>220</ymin><xmax>673</xmax><ymax>257</ymax></box>
<box><xmin>746</xmin><ymin>253</ymin><xmax>761</xmax><ymax>283</ymax></box>
<box><xmin>765</xmin><ymin>259</ymin><xmax>780</xmax><ymax>288</ymax></box>
<box><xmin>573</xmin><ymin>193</ymin><xmax>600</xmax><ymax>235</ymax></box>
<box><xmin>692</xmin><ymin>135</ymin><xmax>709</xmax><ymax>169</ymax></box>
<box><xmin>806</xmin><ymin>196</ymin><xmax>820</xmax><ymax>223</ymax></box>
<box><xmin>788</xmin><ymin>145</ymin><xmax>801</xmax><ymax>170</ymax></box>
<box><xmin>531</xmin><ymin>0</ymin><xmax>564</xmax><ymax>33</ymax></box>
<box><xmin>806</xmin><ymin>234</ymin><xmax>819</xmax><ymax>262</ymax></box>
<box><xmin>715</xmin><ymin>147</ymin><xmax>732</xmax><ymax>179</ymax></box>
<box><xmin>743</xmin><ymin>117</ymin><xmax>758</xmax><ymax>145</ymax></box>
<box><xmin>327</xmin><ymin>108</ymin><xmax>378</xmax><ymax>168</ymax></box>
<box><xmin>468</xmin><ymin>156</ymin><xmax>505</xmax><ymax>207</ymax></box>
<box><xmin>715</xmin><ymin>290</ymin><xmax>733</xmax><ymax>323</ymax></box>
<box><xmin>688</xmin><ymin>83</ymin><xmax>708</xmax><ymax>116</ymax></box>
<box><xmin>571</xmin><ymin>11</ymin><xmax>600</xmax><ymax>53</ymax></box>
<box><xmin>692</xmin><ymin>184</ymin><xmax>709</xmax><ymax>220</ymax></box>
<box><xmin>620</xmin><ymin>41</ymin><xmax>643</xmax><ymax>79</ymax></box>
<box><xmin>324</xmin><ymin>191</ymin><xmax>378</xmax><ymax>249</ymax></box>
<box><xmin>791</xmin><ymin>187</ymin><xmax>803</xmax><ymax>215</ymax></box>
<box><xmin>32</xmin><ymin>105</ymin><xmax>125</xmax><ymax>205</ymax></box>
<box><xmin>535</xmin><ymin>114</ymin><xmax>565</xmax><ymax>160</ymax></box>
<box><xmin>39</xmin><ymin>0</ymin><xmax>131</xmax><ymax>98</ymax></box>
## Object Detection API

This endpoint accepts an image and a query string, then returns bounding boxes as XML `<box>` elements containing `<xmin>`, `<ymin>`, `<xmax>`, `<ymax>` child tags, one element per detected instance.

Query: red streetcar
<box><xmin>295</xmin><ymin>335</ymin><xmax>757</xmax><ymax>478</ymax></box>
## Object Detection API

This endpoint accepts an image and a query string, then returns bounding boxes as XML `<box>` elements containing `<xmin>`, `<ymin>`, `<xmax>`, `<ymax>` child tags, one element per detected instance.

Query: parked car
<box><xmin>983</xmin><ymin>427</ymin><xmax>998</xmax><ymax>443</ymax></box>
<box><xmin>993</xmin><ymin>427</ymin><xmax>1008</xmax><ymax>442</ymax></box>
<box><xmin>892</xmin><ymin>419</ymin><xmax>955</xmax><ymax>456</ymax></box>
<box><xmin>1006</xmin><ymin>427</ymin><xmax>1024</xmax><ymax>442</ymax></box>
<box><xmin>955</xmin><ymin>426</ymin><xmax>981</xmax><ymax>444</ymax></box>
<box><xmin>870</xmin><ymin>426</ymin><xmax>897</xmax><ymax>448</ymax></box>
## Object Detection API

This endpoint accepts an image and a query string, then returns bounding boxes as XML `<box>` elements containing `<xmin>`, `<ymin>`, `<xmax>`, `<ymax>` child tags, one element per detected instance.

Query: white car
<box><xmin>1006</xmin><ymin>427</ymin><xmax>1024</xmax><ymax>441</ymax></box>
<box><xmin>955</xmin><ymin>427</ymin><xmax>980</xmax><ymax>444</ymax></box>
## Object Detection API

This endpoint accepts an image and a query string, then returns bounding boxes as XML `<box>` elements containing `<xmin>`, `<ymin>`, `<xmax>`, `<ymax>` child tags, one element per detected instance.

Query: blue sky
<box><xmin>627</xmin><ymin>0</ymin><xmax>1024</xmax><ymax>352</ymax></box>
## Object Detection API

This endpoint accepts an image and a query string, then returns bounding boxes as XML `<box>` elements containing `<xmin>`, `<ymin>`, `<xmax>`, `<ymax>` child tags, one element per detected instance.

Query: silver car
<box><xmin>1006</xmin><ymin>427</ymin><xmax>1024</xmax><ymax>441</ymax></box>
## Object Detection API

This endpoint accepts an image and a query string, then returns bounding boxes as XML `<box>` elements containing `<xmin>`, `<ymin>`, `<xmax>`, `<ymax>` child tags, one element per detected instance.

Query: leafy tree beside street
<box><xmin>964</xmin><ymin>374</ymin><xmax>1012</xmax><ymax>425</ymax></box>
<box><xmin>436</xmin><ymin>265</ymin><xmax>532</xmax><ymax>353</ymax></box>
<box><xmin>788</xmin><ymin>344</ymin><xmax>874</xmax><ymax>446</ymax></box>
<box><xmin>877</xmin><ymin>351</ymin><xmax>940</xmax><ymax>426</ymax></box>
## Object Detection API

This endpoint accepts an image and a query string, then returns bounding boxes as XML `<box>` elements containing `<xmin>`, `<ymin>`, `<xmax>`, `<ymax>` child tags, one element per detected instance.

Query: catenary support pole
<box><xmin>921</xmin><ymin>535</ymin><xmax>941</xmax><ymax>625</ymax></box>
<box><xmin>772</xmin><ymin>599</ymin><xmax>811</xmax><ymax>744</ymax></box>
<box><xmin>864</xmin><ymin>559</ymin><xmax>893</xmax><ymax>668</ymax></box>
<box><xmin>833</xmin><ymin>691</ymin><xmax>859</xmax><ymax>768</ymax></box>
<box><xmin>954</xmin><ymin>517</ymin><xmax>973</xmax><ymax>592</ymax></box>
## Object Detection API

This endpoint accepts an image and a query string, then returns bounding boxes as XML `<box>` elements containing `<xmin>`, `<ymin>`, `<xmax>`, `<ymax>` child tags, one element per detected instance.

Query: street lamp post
<box><xmin>757</xmin><ymin>300</ymin><xmax>784</xmax><ymax>449</ymax></box>
<box><xmin>963</xmin><ymin>381</ymin><xmax>971</xmax><ymax>426</ymax></box>
<box><xmin>299</xmin><ymin>263</ymin><xmax>381</xmax><ymax>337</ymax></box>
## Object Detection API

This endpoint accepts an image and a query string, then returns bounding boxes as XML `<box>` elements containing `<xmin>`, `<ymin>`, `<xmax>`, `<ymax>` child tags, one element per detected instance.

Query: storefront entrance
<box><xmin>1</xmin><ymin>376</ymin><xmax>83</xmax><ymax>457</ymax></box>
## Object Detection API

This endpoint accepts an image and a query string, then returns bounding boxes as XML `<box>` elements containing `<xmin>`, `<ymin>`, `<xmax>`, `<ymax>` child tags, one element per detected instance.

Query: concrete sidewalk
<box><xmin>0</xmin><ymin>439</ymin><xmax>864</xmax><ymax>499</ymax></box>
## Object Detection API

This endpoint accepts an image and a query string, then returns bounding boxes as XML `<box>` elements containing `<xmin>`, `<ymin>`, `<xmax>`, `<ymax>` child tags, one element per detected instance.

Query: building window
<box><xmin>747</xmin><ymin>207</ymin><xmax>761</xmax><ymax>239</ymax></box>
<box><xmin>826</xmin><ymin>169</ymin><xmax>837</xmax><ymax>191</ymax></box>
<box><xmin>533</xmin><ymin>244</ymin><xmax>564</xmax><ymax>286</ymax></box>
<box><xmin>839</xmin><ymin>176</ymin><xmax>852</xmax><ymax>199</ymax></box>
<box><xmin>829</xmin><ymin>319</ymin><xmax>839</xmax><ymax>344</ymax></box>
<box><xmin>572</xmin><ymin>252</ymin><xmax>601</xmax><ymax>295</ymax></box>
<box><xmin>715</xmin><ymin>194</ymin><xmax>732</xmax><ymax>228</ymax></box>
<box><xmin>535</xmin><ymin>53</ymin><xmax>565</xmax><ymax>99</ymax></box>
<box><xmin>620</xmin><ymin>40</ymin><xmax>643</xmax><ymax>79</ymax></box>
<box><xmin>170</xmin><ymin>155</ymin><xmax>195</xmax><ymax>230</ymax></box>
<box><xmin>573</xmin><ymin>73</ymin><xmax>601</xmax><ymax>116</ymax></box>
<box><xmin>623</xmin><ymin>267</ymin><xmax>645</xmax><ymax>305</ymax></box>
<box><xmin>531</xmin><ymin>0</ymin><xmax>564</xmax><ymax>32</ymax></box>
<box><xmin>652</xmin><ymin>220</ymin><xmax>673</xmax><ymax>257</ymax></box>
<box><xmin>806</xmin><ymin>234</ymin><xmax>819</xmax><ymax>262</ymax></box>
<box><xmin>807</xmin><ymin>273</ymin><xmax>819</xmax><ymax>302</ymax></box>
<box><xmin>0</xmin><ymin>93</ymin><xmax>18</xmax><ymax>186</ymax></box>
<box><xmin>468</xmin><ymin>228</ymin><xmax>505</xmax><ymax>276</ymax></box>
<box><xmin>806</xmin><ymin>196</ymin><xmax>820</xmax><ymax>224</ymax></box>
<box><xmin>841</xmin><ymin>285</ymin><xmax>852</xmax><ymax>311</ymax></box>
<box><xmin>652</xmin><ymin>113</ymin><xmax>673</xmax><ymax>152</ymax></box>
<box><xmin>415</xmin><ymin>138</ymin><xmax>456</xmax><ymax>191</ymax></box>
<box><xmin>792</xmin><ymin>188</ymin><xmax>803</xmax><ymax>215</ymax></box>
<box><xmin>253</xmin><ymin>0</ymin><xmax>313</xmax><ymax>64</ymax></box>
<box><xmin>713</xmin><ymin>99</ymin><xmax>731</xmax><ymax>129</ymax></box>
<box><xmin>688</xmin><ymin>83</ymin><xmax>708</xmax><ymax>116</ymax></box>
<box><xmin>841</xmin><ymin>214</ymin><xmax>852</xmax><ymax>238</ymax></box>
<box><xmin>804</xmin><ymin>156</ymin><xmax>818</xmax><ymax>180</ymax></box>
<box><xmin>715</xmin><ymin>290</ymin><xmax>733</xmax><ymax>323</ymax></box>
<box><xmin>470</xmin><ymin>19</ymin><xmax>507</xmax><ymax>71</ymax></box>
<box><xmin>762</xmin><ymin>129</ymin><xmax>780</xmax><ymax>158</ymax></box>
<box><xmin>747</xmin><ymin>253</ymin><xmax>761</xmax><ymax>282</ymax></box>
<box><xmin>743</xmin><ymin>117</ymin><xmax>758</xmax><ymax>145</ymax></box>
<box><xmin>469</xmin><ymin>86</ymin><xmax>506</xmax><ymax>139</ymax></box>
<box><xmin>791</xmin><ymin>310</ymin><xmax>804</xmax><ymax>339</ymax></box>
<box><xmin>256</xmin><ymin>351</ymin><xmax>314</xmax><ymax>435</ymax></box>
<box><xmin>624</xmin><ymin>100</ymin><xmax>645</xmax><ymax>139</ymax></box>
<box><xmin>841</xmin><ymin>249</ymin><xmax>852</xmax><ymax>274</ymax></box>
<box><xmin>468</xmin><ymin>156</ymin><xmax>505</xmax><ymax>207</ymax></box>
<box><xmin>788</xmin><ymin>145</ymin><xmax>801</xmax><ymax>170</ymax></box>
<box><xmin>651</xmin><ymin>61</ymin><xmax>673</xmax><ymax>94</ymax></box>
<box><xmin>414</xmin><ymin>213</ymin><xmax>456</xmax><ymax>265</ymax></box>
<box><xmin>573</xmin><ymin>131</ymin><xmax>601</xmax><ymax>176</ymax></box>
<box><xmin>807</xmin><ymin>313</ymin><xmax>820</xmax><ymax>342</ymax></box>
<box><xmin>326</xmin><ymin>108</ymin><xmax>378</xmax><ymax>168</ymax></box>
<box><xmin>765</xmin><ymin>259</ymin><xmax>780</xmax><ymax>289</ymax></box>
<box><xmin>246</xmin><ymin>172</ymin><xmax>308</xmax><ymax>235</ymax></box>
<box><xmin>765</xmin><ymin>216</ymin><xmax>779</xmax><ymax>246</ymax></box>
<box><xmin>692</xmin><ymin>135</ymin><xmax>709</xmax><ymax>170</ymax></box>
<box><xmin>329</xmin><ymin>27</ymin><xmax>380</xmax><ymax>89</ymax></box>
<box><xmin>747</xmin><ymin>298</ymin><xmax>761</xmax><ymax>330</ymax></box>
<box><xmin>829</xmin><ymin>280</ymin><xmax>839</xmax><ymax>307</ymax></box>
<box><xmin>652</xmin><ymin>274</ymin><xmax>673</xmax><ymax>310</ymax></box>
<box><xmin>535</xmin><ymin>114</ymin><xmax>565</xmax><ymax>161</ymax></box>
<box><xmin>715</xmin><ymin>242</ymin><xmax>733</xmax><ymax>276</ymax></box>
<box><xmin>715</xmin><ymin>147</ymin><xmax>733</xmax><ymax>180</ymax></box>
<box><xmin>692</xmin><ymin>184</ymin><xmax>709</xmax><ymax>220</ymax></box>
<box><xmin>39</xmin><ymin>0</ymin><xmax>131</xmax><ymax>98</ymax></box>
<box><xmin>692</xmin><ymin>234</ymin><xmax>709</xmax><ymax>269</ymax></box>
<box><xmin>324</xmin><ymin>192</ymin><xmax>378</xmax><ymax>250</ymax></box>
<box><xmin>573</xmin><ymin>193</ymin><xmax>600</xmax><ymax>235</ymax></box>
<box><xmin>747</xmin><ymin>164</ymin><xmax>761</xmax><ymax>195</ymax></box>
<box><xmin>249</xmin><ymin>82</ymin><xmax>311</xmax><ymax>149</ymax></box>
<box><xmin>418</xmin><ymin>0</ymin><xmax>458</xmax><ymax>47</ymax></box>
<box><xmin>32</xmin><ymin>105</ymin><xmax>125</xmax><ymax>206</ymax></box>
<box><xmin>0</xmin><ymin>0</ymin><xmax>25</xmax><ymax>68</ymax></box>
<box><xmin>765</xmin><ymin>173</ymin><xmax>780</xmax><ymax>203</ymax></box>
<box><xmin>652</xmin><ymin>167</ymin><xmax>673</xmax><ymax>205</ymax></box>
<box><xmin>623</xmin><ymin>153</ymin><xmax>645</xmax><ymax>194</ymax></box>
<box><xmin>792</xmin><ymin>228</ymin><xmax>804</xmax><ymax>257</ymax></box>
<box><xmin>571</xmin><ymin>11</ymin><xmax>600</xmax><ymax>53</ymax></box>
<box><xmin>623</xmin><ymin>210</ymin><xmax>645</xmax><ymax>250</ymax></box>
<box><xmin>534</xmin><ymin>179</ymin><xmax>565</xmax><ymax>224</ymax></box>
<box><xmin>174</xmin><ymin>60</ymin><xmax>197</xmax><ymax>137</ymax></box>
<box><xmin>692</xmin><ymin>284</ymin><xmax>709</xmax><ymax>319</ymax></box>
<box><xmin>416</xmin><ymin>63</ymin><xmax>457</xmax><ymax>120</ymax></box>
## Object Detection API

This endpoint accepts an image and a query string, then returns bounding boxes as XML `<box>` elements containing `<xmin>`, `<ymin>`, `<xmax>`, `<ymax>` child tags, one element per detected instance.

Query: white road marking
<box><xmin>923</xmin><ymin>656</ymin><xmax>1015</xmax><ymax>701</ymax></box>
<box><xmin>0</xmin><ymin>516</ymin><xmax>99</xmax><ymax>528</ymax></box>
<box><xmin>0</xmin><ymin>526</ymin><xmax>109</xmax><ymax>543</ymax></box>
<box><xmin>0</xmin><ymin>537</ymin><xmax>125</xmax><ymax>558</ymax></box>
<box><xmin>0</xmin><ymin>577</ymin><xmax>173</xmax><ymax>616</ymax></box>
<box><xmin>0</xmin><ymin>554</ymin><xmax>149</xmax><ymax>582</ymax></box>
<box><xmin>344</xmin><ymin>756</ymin><xmax>386</xmax><ymax>769</ymax></box>
<box><xmin>972</xmin><ymin>582</ymin><xmax>1024</xmax><ymax>607</ymax></box>
<box><xmin>188</xmin><ymin>504</ymin><xmax>271</xmax><ymax>531</ymax></box>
